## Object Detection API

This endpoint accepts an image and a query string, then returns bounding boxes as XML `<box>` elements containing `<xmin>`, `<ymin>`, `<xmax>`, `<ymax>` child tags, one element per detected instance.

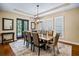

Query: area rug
<box><xmin>9</xmin><ymin>39</ymin><xmax>72</xmax><ymax>56</ymax></box>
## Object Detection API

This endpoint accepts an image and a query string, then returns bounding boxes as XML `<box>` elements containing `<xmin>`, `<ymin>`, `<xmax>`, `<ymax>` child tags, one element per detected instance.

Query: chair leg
<box><xmin>31</xmin><ymin>44</ymin><xmax>32</xmax><ymax>51</ymax></box>
<box><xmin>38</xmin><ymin>47</ymin><xmax>40</xmax><ymax>56</ymax></box>
<box><xmin>26</xmin><ymin>42</ymin><xmax>29</xmax><ymax>48</ymax></box>
<box><xmin>53</xmin><ymin>46</ymin><xmax>56</xmax><ymax>56</ymax></box>
<box><xmin>33</xmin><ymin>45</ymin><xmax>35</xmax><ymax>52</ymax></box>
<box><xmin>57</xmin><ymin>46</ymin><xmax>60</xmax><ymax>54</ymax></box>
<box><xmin>28</xmin><ymin>42</ymin><xmax>29</xmax><ymax>48</ymax></box>
<box><xmin>24</xmin><ymin>39</ymin><xmax>26</xmax><ymax>45</ymax></box>
<box><xmin>26</xmin><ymin>42</ymin><xmax>28</xmax><ymax>47</ymax></box>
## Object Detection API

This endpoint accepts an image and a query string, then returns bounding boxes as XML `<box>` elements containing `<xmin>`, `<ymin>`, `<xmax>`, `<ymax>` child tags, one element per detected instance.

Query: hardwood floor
<box><xmin>0</xmin><ymin>43</ymin><xmax>15</xmax><ymax>56</ymax></box>
<box><xmin>0</xmin><ymin>41</ymin><xmax>79</xmax><ymax>56</ymax></box>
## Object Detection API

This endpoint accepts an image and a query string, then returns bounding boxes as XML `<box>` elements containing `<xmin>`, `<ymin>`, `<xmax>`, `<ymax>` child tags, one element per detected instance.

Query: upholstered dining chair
<box><xmin>48</xmin><ymin>31</ymin><xmax>54</xmax><ymax>44</ymax></box>
<box><xmin>26</xmin><ymin>31</ymin><xmax>34</xmax><ymax>51</ymax></box>
<box><xmin>48</xmin><ymin>33</ymin><xmax>60</xmax><ymax>56</ymax></box>
<box><xmin>23</xmin><ymin>31</ymin><xmax>33</xmax><ymax>50</ymax></box>
<box><xmin>23</xmin><ymin>31</ymin><xmax>27</xmax><ymax>45</ymax></box>
<box><xmin>32</xmin><ymin>32</ymin><xmax>45</xmax><ymax>56</ymax></box>
<box><xmin>48</xmin><ymin>31</ymin><xmax>53</xmax><ymax>36</ymax></box>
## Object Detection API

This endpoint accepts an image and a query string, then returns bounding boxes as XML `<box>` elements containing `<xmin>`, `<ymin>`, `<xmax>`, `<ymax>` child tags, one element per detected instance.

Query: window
<box><xmin>41</xmin><ymin>20</ymin><xmax>48</xmax><ymax>30</ymax></box>
<box><xmin>54</xmin><ymin>16</ymin><xmax>64</xmax><ymax>38</ymax></box>
<box><xmin>39</xmin><ymin>19</ymin><xmax>53</xmax><ymax>31</ymax></box>
<box><xmin>46</xmin><ymin>20</ymin><xmax>53</xmax><ymax>31</ymax></box>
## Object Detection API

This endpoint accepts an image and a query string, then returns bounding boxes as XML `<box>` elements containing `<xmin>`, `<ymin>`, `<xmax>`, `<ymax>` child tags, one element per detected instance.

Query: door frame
<box><xmin>16</xmin><ymin>18</ymin><xmax>29</xmax><ymax>39</ymax></box>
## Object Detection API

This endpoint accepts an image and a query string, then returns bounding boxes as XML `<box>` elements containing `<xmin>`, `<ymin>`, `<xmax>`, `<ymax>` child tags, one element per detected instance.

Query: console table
<box><xmin>1</xmin><ymin>32</ymin><xmax>14</xmax><ymax>44</ymax></box>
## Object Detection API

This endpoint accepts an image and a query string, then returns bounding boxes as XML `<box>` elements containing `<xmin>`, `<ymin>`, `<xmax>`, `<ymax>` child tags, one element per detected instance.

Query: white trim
<box><xmin>59</xmin><ymin>39</ymin><xmax>79</xmax><ymax>45</ymax></box>
<box><xmin>39</xmin><ymin>4</ymin><xmax>79</xmax><ymax>17</ymax></box>
<box><xmin>0</xmin><ymin>36</ymin><xmax>2</xmax><ymax>43</ymax></box>
<box><xmin>0</xmin><ymin>9</ymin><xmax>33</xmax><ymax>17</ymax></box>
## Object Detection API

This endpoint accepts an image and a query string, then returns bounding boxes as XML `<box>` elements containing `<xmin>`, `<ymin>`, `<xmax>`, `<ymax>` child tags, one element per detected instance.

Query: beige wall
<box><xmin>0</xmin><ymin>11</ymin><xmax>32</xmax><ymax>43</ymax></box>
<box><xmin>40</xmin><ymin>8</ymin><xmax>79</xmax><ymax>43</ymax></box>
<box><xmin>0</xmin><ymin>8</ymin><xmax>79</xmax><ymax>44</ymax></box>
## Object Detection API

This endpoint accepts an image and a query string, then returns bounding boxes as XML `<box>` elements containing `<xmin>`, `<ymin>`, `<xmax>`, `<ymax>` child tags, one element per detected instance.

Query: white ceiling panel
<box><xmin>0</xmin><ymin>3</ymin><xmax>79</xmax><ymax>17</ymax></box>
<box><xmin>0</xmin><ymin>3</ymin><xmax>64</xmax><ymax>15</ymax></box>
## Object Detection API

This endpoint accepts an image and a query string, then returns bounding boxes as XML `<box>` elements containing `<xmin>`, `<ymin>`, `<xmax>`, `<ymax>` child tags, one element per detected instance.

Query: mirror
<box><xmin>31</xmin><ymin>22</ymin><xmax>36</xmax><ymax>30</ymax></box>
<box><xmin>2</xmin><ymin>18</ymin><xmax>14</xmax><ymax>30</ymax></box>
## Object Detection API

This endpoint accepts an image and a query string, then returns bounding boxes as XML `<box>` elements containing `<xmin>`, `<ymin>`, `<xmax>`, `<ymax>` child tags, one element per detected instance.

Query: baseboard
<box><xmin>0</xmin><ymin>40</ymin><xmax>1</xmax><ymax>44</ymax></box>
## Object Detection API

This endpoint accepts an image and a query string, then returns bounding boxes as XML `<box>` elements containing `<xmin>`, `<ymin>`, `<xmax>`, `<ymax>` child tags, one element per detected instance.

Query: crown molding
<box><xmin>0</xmin><ymin>3</ymin><xmax>79</xmax><ymax>18</ymax></box>
<box><xmin>0</xmin><ymin>8</ymin><xmax>34</xmax><ymax>18</ymax></box>
<box><xmin>38</xmin><ymin>3</ymin><xmax>69</xmax><ymax>15</ymax></box>
<box><xmin>13</xmin><ymin>9</ymin><xmax>34</xmax><ymax>17</ymax></box>
<box><xmin>38</xmin><ymin>3</ymin><xmax>79</xmax><ymax>17</ymax></box>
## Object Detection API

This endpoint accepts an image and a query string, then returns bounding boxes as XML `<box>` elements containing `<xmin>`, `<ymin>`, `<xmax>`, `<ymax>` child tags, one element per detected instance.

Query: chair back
<box><xmin>53</xmin><ymin>33</ymin><xmax>60</xmax><ymax>46</ymax></box>
<box><xmin>32</xmin><ymin>32</ymin><xmax>39</xmax><ymax>46</ymax></box>
<box><xmin>48</xmin><ymin>31</ymin><xmax>54</xmax><ymax>36</ymax></box>
<box><xmin>26</xmin><ymin>31</ymin><xmax>32</xmax><ymax>42</ymax></box>
<box><xmin>23</xmin><ymin>31</ymin><xmax>27</xmax><ymax>40</ymax></box>
<box><xmin>37</xmin><ymin>30</ymin><xmax>41</xmax><ymax>34</ymax></box>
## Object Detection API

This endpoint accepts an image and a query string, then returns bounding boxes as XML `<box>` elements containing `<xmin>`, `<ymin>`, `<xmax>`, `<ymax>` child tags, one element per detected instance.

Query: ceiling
<box><xmin>0</xmin><ymin>3</ymin><xmax>79</xmax><ymax>17</ymax></box>
<box><xmin>0</xmin><ymin>3</ymin><xmax>65</xmax><ymax>15</ymax></box>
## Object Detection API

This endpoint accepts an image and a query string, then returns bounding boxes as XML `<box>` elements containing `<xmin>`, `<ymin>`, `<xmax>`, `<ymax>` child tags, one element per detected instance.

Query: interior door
<box><xmin>16</xmin><ymin>19</ymin><xmax>22</xmax><ymax>39</ymax></box>
<box><xmin>16</xmin><ymin>18</ymin><xmax>29</xmax><ymax>39</ymax></box>
<box><xmin>23</xmin><ymin>20</ymin><xmax>29</xmax><ymax>31</ymax></box>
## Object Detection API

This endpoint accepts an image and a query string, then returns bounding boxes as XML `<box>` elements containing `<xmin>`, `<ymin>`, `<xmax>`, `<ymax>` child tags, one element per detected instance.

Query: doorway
<box><xmin>16</xmin><ymin>18</ymin><xmax>29</xmax><ymax>39</ymax></box>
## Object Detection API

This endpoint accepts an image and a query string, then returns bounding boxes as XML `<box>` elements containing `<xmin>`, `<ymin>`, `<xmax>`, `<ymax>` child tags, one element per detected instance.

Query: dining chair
<box><xmin>48</xmin><ymin>33</ymin><xmax>60</xmax><ymax>56</ymax></box>
<box><xmin>23</xmin><ymin>31</ymin><xmax>27</xmax><ymax>45</ymax></box>
<box><xmin>48</xmin><ymin>31</ymin><xmax>54</xmax><ymax>44</ymax></box>
<box><xmin>26</xmin><ymin>31</ymin><xmax>34</xmax><ymax>51</ymax></box>
<box><xmin>32</xmin><ymin>32</ymin><xmax>45</xmax><ymax>56</ymax></box>
<box><xmin>48</xmin><ymin>31</ymin><xmax>53</xmax><ymax>36</ymax></box>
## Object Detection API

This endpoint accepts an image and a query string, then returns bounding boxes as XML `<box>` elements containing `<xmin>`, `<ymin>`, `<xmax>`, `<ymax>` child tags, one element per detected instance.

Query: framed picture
<box><xmin>2</xmin><ymin>18</ymin><xmax>14</xmax><ymax>30</ymax></box>
<box><xmin>31</xmin><ymin>22</ymin><xmax>35</xmax><ymax>29</ymax></box>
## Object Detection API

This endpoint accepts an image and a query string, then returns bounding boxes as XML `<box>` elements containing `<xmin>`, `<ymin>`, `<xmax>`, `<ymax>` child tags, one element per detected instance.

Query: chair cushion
<box><xmin>48</xmin><ymin>41</ymin><xmax>53</xmax><ymax>44</ymax></box>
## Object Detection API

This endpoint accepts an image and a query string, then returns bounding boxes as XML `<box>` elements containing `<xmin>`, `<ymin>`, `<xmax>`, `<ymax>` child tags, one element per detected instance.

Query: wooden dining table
<box><xmin>28</xmin><ymin>31</ymin><xmax>53</xmax><ymax>42</ymax></box>
<box><xmin>39</xmin><ymin>34</ymin><xmax>53</xmax><ymax>41</ymax></box>
<box><xmin>25</xmin><ymin>31</ymin><xmax>53</xmax><ymax>41</ymax></box>
<box><xmin>24</xmin><ymin>31</ymin><xmax>54</xmax><ymax>50</ymax></box>
<box><xmin>39</xmin><ymin>34</ymin><xmax>53</xmax><ymax>50</ymax></box>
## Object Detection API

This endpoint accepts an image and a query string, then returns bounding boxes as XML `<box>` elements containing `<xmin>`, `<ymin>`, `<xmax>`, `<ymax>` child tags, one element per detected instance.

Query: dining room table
<box><xmin>38</xmin><ymin>33</ymin><xmax>53</xmax><ymax>50</ymax></box>
<box><xmin>25</xmin><ymin>31</ymin><xmax>54</xmax><ymax>50</ymax></box>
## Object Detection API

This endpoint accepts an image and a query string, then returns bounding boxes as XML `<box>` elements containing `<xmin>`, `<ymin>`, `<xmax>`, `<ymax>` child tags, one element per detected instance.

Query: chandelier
<box><xmin>34</xmin><ymin>5</ymin><xmax>40</xmax><ymax>22</ymax></box>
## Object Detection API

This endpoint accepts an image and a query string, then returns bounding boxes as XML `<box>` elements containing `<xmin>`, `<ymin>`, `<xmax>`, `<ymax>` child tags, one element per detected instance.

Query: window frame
<box><xmin>54</xmin><ymin>16</ymin><xmax>65</xmax><ymax>38</ymax></box>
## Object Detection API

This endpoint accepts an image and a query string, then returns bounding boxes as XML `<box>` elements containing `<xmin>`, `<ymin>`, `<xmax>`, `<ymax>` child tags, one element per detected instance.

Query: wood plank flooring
<box><xmin>0</xmin><ymin>43</ymin><xmax>15</xmax><ymax>56</ymax></box>
<box><xmin>0</xmin><ymin>41</ymin><xmax>79</xmax><ymax>56</ymax></box>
